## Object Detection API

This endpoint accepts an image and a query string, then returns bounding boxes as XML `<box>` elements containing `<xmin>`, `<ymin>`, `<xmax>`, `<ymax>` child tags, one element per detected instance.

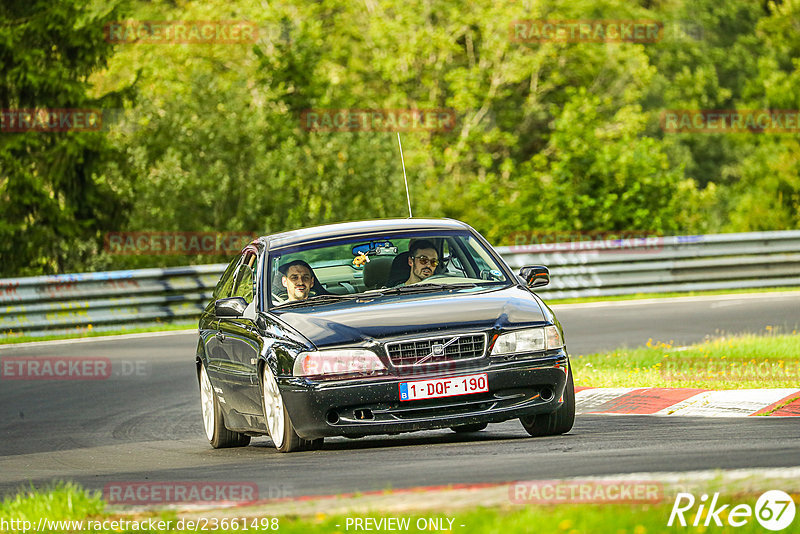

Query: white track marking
<box><xmin>656</xmin><ymin>389</ymin><xmax>800</xmax><ymax>417</ymax></box>
<box><xmin>575</xmin><ymin>388</ymin><xmax>635</xmax><ymax>413</ymax></box>
<box><xmin>0</xmin><ymin>329</ymin><xmax>196</xmax><ymax>350</ymax></box>
<box><xmin>551</xmin><ymin>290</ymin><xmax>800</xmax><ymax>310</ymax></box>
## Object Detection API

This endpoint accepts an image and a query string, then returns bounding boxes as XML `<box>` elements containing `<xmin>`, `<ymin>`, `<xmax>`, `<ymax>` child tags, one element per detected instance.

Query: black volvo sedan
<box><xmin>196</xmin><ymin>218</ymin><xmax>574</xmax><ymax>452</ymax></box>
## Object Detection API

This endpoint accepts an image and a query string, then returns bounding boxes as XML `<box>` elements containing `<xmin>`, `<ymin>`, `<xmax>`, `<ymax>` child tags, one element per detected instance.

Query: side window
<box><xmin>213</xmin><ymin>256</ymin><xmax>240</xmax><ymax>300</ymax></box>
<box><xmin>441</xmin><ymin>238</ymin><xmax>467</xmax><ymax>277</ymax></box>
<box><xmin>442</xmin><ymin>239</ymin><xmax>466</xmax><ymax>276</ymax></box>
<box><xmin>468</xmin><ymin>236</ymin><xmax>507</xmax><ymax>281</ymax></box>
<box><xmin>231</xmin><ymin>251</ymin><xmax>258</xmax><ymax>304</ymax></box>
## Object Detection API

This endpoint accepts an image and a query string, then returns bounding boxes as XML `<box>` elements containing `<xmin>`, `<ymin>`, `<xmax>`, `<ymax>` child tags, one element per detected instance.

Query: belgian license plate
<box><xmin>399</xmin><ymin>373</ymin><xmax>488</xmax><ymax>401</ymax></box>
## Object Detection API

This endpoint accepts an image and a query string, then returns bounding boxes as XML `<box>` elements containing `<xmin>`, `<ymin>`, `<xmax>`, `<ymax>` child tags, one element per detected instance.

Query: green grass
<box><xmin>1</xmin><ymin>483</ymin><xmax>792</xmax><ymax>533</ymax></box>
<box><xmin>548</xmin><ymin>286</ymin><xmax>800</xmax><ymax>305</ymax></box>
<box><xmin>0</xmin><ymin>322</ymin><xmax>196</xmax><ymax>345</ymax></box>
<box><xmin>572</xmin><ymin>331</ymin><xmax>800</xmax><ymax>389</ymax></box>
<box><xmin>0</xmin><ymin>482</ymin><xmax>105</xmax><ymax>525</ymax></box>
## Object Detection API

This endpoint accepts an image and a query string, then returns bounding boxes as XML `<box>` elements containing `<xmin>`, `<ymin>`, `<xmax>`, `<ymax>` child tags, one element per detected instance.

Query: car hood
<box><xmin>272</xmin><ymin>285</ymin><xmax>547</xmax><ymax>348</ymax></box>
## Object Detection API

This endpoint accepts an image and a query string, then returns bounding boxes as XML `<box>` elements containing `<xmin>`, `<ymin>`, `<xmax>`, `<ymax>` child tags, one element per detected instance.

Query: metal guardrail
<box><xmin>495</xmin><ymin>230</ymin><xmax>800</xmax><ymax>299</ymax></box>
<box><xmin>0</xmin><ymin>265</ymin><xmax>227</xmax><ymax>339</ymax></box>
<box><xmin>2</xmin><ymin>231</ymin><xmax>799</xmax><ymax>339</ymax></box>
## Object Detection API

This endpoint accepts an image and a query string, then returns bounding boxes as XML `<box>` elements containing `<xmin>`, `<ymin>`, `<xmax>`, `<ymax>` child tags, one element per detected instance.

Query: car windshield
<box><xmin>267</xmin><ymin>231</ymin><xmax>510</xmax><ymax>308</ymax></box>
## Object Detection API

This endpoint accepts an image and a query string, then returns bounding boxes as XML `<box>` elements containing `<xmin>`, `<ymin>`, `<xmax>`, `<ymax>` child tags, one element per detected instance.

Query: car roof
<box><xmin>264</xmin><ymin>218</ymin><xmax>471</xmax><ymax>250</ymax></box>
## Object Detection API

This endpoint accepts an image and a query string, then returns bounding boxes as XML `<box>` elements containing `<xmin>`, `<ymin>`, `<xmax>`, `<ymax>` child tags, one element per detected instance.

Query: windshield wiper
<box><xmin>273</xmin><ymin>282</ymin><xmax>482</xmax><ymax>308</ymax></box>
<box><xmin>378</xmin><ymin>282</ymin><xmax>477</xmax><ymax>295</ymax></box>
<box><xmin>272</xmin><ymin>293</ymin><xmax>363</xmax><ymax>309</ymax></box>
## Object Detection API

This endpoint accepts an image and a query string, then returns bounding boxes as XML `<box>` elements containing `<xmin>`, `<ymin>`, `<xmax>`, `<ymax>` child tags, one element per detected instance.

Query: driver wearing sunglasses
<box><xmin>403</xmin><ymin>239</ymin><xmax>439</xmax><ymax>285</ymax></box>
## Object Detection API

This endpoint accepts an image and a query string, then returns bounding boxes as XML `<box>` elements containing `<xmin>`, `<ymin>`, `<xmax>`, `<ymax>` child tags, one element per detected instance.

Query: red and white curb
<box><xmin>575</xmin><ymin>387</ymin><xmax>800</xmax><ymax>417</ymax></box>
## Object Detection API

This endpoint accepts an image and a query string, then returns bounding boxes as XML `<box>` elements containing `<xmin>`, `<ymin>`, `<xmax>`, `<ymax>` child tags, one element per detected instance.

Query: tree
<box><xmin>0</xmin><ymin>0</ymin><xmax>131</xmax><ymax>276</ymax></box>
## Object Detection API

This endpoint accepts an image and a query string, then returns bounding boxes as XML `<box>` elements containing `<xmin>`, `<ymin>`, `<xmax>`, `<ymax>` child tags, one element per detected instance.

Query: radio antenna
<box><xmin>397</xmin><ymin>132</ymin><xmax>412</xmax><ymax>218</ymax></box>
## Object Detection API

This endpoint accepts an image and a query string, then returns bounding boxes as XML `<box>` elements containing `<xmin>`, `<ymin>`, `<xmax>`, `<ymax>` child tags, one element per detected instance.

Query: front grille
<box><xmin>385</xmin><ymin>333</ymin><xmax>487</xmax><ymax>367</ymax></box>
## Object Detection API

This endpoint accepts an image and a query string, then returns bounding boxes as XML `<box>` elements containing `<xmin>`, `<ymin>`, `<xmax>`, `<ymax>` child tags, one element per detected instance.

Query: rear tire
<box><xmin>520</xmin><ymin>365</ymin><xmax>575</xmax><ymax>437</ymax></box>
<box><xmin>450</xmin><ymin>423</ymin><xmax>488</xmax><ymax>433</ymax></box>
<box><xmin>199</xmin><ymin>364</ymin><xmax>250</xmax><ymax>448</ymax></box>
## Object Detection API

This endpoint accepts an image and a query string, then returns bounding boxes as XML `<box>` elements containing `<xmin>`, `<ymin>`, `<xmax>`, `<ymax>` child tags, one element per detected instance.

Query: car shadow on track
<box><xmin>242</xmin><ymin>425</ymin><xmax>577</xmax><ymax>454</ymax></box>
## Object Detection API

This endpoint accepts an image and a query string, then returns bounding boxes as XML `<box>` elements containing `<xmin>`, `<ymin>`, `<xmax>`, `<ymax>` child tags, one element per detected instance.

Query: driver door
<box><xmin>216</xmin><ymin>248</ymin><xmax>263</xmax><ymax>415</ymax></box>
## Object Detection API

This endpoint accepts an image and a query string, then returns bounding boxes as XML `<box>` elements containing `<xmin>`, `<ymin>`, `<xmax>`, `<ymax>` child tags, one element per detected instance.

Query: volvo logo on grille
<box><xmin>415</xmin><ymin>336</ymin><xmax>459</xmax><ymax>365</ymax></box>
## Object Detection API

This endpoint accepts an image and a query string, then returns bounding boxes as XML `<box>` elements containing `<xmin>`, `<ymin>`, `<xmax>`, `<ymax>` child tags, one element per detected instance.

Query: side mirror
<box><xmin>519</xmin><ymin>265</ymin><xmax>550</xmax><ymax>288</ymax></box>
<box><xmin>215</xmin><ymin>296</ymin><xmax>248</xmax><ymax>318</ymax></box>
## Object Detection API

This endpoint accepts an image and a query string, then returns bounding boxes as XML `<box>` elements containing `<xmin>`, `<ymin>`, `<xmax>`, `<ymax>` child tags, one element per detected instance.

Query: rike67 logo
<box><xmin>668</xmin><ymin>490</ymin><xmax>795</xmax><ymax>531</ymax></box>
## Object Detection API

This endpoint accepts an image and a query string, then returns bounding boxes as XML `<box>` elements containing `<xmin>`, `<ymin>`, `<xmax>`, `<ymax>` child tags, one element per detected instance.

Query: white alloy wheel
<box><xmin>262</xmin><ymin>365</ymin><xmax>286</xmax><ymax>448</ymax></box>
<box><xmin>198</xmin><ymin>363</ymin><xmax>250</xmax><ymax>448</ymax></box>
<box><xmin>200</xmin><ymin>364</ymin><xmax>215</xmax><ymax>441</ymax></box>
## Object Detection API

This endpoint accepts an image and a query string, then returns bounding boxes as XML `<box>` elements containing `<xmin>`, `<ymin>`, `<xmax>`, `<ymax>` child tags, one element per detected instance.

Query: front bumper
<box><xmin>279</xmin><ymin>351</ymin><xmax>569</xmax><ymax>439</ymax></box>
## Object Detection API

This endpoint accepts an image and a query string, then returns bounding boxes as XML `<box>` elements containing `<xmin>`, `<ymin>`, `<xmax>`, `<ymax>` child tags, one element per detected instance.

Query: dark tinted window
<box><xmin>231</xmin><ymin>251</ymin><xmax>257</xmax><ymax>304</ymax></box>
<box><xmin>213</xmin><ymin>256</ymin><xmax>241</xmax><ymax>300</ymax></box>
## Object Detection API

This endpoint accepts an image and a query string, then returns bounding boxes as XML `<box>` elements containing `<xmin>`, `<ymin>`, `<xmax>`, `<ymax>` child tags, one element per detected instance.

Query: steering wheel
<box><xmin>420</xmin><ymin>273</ymin><xmax>451</xmax><ymax>282</ymax></box>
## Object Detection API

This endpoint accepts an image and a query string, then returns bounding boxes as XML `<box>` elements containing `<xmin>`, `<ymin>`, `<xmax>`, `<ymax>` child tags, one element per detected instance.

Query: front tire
<box><xmin>520</xmin><ymin>365</ymin><xmax>575</xmax><ymax>437</ymax></box>
<box><xmin>199</xmin><ymin>364</ymin><xmax>250</xmax><ymax>448</ymax></box>
<box><xmin>262</xmin><ymin>364</ymin><xmax>312</xmax><ymax>452</ymax></box>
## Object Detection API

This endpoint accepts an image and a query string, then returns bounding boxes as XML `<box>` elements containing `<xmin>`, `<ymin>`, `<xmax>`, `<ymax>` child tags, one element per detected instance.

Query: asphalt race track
<box><xmin>554</xmin><ymin>291</ymin><xmax>800</xmax><ymax>355</ymax></box>
<box><xmin>1</xmin><ymin>292</ymin><xmax>799</xmax><ymax>499</ymax></box>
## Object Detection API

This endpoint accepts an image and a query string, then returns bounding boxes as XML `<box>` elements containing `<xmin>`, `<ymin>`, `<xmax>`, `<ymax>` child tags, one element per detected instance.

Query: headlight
<box><xmin>490</xmin><ymin>326</ymin><xmax>564</xmax><ymax>355</ymax></box>
<box><xmin>293</xmin><ymin>349</ymin><xmax>387</xmax><ymax>378</ymax></box>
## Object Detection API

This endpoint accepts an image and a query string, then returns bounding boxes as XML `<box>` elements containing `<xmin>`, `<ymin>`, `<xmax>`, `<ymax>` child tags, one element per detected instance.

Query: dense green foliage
<box><xmin>0</xmin><ymin>0</ymin><xmax>131</xmax><ymax>275</ymax></box>
<box><xmin>2</xmin><ymin>0</ymin><xmax>799</xmax><ymax>275</ymax></box>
